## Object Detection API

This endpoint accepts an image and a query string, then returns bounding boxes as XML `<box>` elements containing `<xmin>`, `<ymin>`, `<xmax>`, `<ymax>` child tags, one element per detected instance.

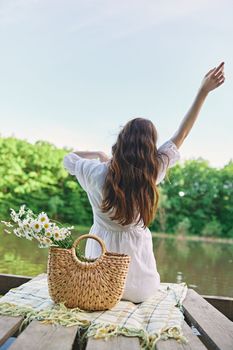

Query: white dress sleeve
<box><xmin>63</xmin><ymin>153</ymin><xmax>101</xmax><ymax>192</ymax></box>
<box><xmin>156</xmin><ymin>139</ymin><xmax>181</xmax><ymax>184</ymax></box>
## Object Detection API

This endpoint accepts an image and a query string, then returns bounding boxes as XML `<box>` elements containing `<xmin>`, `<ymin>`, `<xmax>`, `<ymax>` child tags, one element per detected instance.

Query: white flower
<box><xmin>38</xmin><ymin>236</ymin><xmax>52</xmax><ymax>248</ymax></box>
<box><xmin>13</xmin><ymin>228</ymin><xmax>23</xmax><ymax>237</ymax></box>
<box><xmin>43</xmin><ymin>222</ymin><xmax>51</xmax><ymax>232</ymax></box>
<box><xmin>4</xmin><ymin>229</ymin><xmax>11</xmax><ymax>234</ymax></box>
<box><xmin>45</xmin><ymin>231</ymin><xmax>53</xmax><ymax>238</ymax></box>
<box><xmin>18</xmin><ymin>219</ymin><xmax>26</xmax><ymax>228</ymax></box>
<box><xmin>23</xmin><ymin>228</ymin><xmax>34</xmax><ymax>240</ymax></box>
<box><xmin>59</xmin><ymin>227</ymin><xmax>72</xmax><ymax>238</ymax></box>
<box><xmin>1</xmin><ymin>220</ymin><xmax>13</xmax><ymax>228</ymax></box>
<box><xmin>10</xmin><ymin>209</ymin><xmax>20</xmax><ymax>223</ymax></box>
<box><xmin>19</xmin><ymin>205</ymin><xmax>26</xmax><ymax>217</ymax></box>
<box><xmin>26</xmin><ymin>209</ymin><xmax>33</xmax><ymax>218</ymax></box>
<box><xmin>53</xmin><ymin>232</ymin><xmax>63</xmax><ymax>241</ymax></box>
<box><xmin>38</xmin><ymin>242</ymin><xmax>47</xmax><ymax>248</ymax></box>
<box><xmin>25</xmin><ymin>233</ymin><xmax>33</xmax><ymax>241</ymax></box>
<box><xmin>43</xmin><ymin>237</ymin><xmax>52</xmax><ymax>245</ymax></box>
<box><xmin>33</xmin><ymin>233</ymin><xmax>41</xmax><ymax>241</ymax></box>
<box><xmin>17</xmin><ymin>219</ymin><xmax>33</xmax><ymax>239</ymax></box>
<box><xmin>38</xmin><ymin>212</ymin><xmax>49</xmax><ymax>225</ymax></box>
<box><xmin>31</xmin><ymin>220</ymin><xmax>42</xmax><ymax>233</ymax></box>
<box><xmin>10</xmin><ymin>208</ymin><xmax>17</xmax><ymax>216</ymax></box>
<box><xmin>22</xmin><ymin>218</ymin><xmax>32</xmax><ymax>228</ymax></box>
<box><xmin>52</xmin><ymin>227</ymin><xmax>64</xmax><ymax>241</ymax></box>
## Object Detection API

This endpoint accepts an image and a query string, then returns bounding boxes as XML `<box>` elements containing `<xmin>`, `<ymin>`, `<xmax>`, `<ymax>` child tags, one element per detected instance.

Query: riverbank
<box><xmin>151</xmin><ymin>232</ymin><xmax>233</xmax><ymax>244</ymax></box>
<box><xmin>73</xmin><ymin>225</ymin><xmax>233</xmax><ymax>244</ymax></box>
<box><xmin>2</xmin><ymin>221</ymin><xmax>232</xmax><ymax>244</ymax></box>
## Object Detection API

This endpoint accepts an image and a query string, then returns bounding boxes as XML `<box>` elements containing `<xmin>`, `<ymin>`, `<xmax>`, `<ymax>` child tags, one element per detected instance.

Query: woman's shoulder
<box><xmin>156</xmin><ymin>139</ymin><xmax>181</xmax><ymax>184</ymax></box>
<box><xmin>63</xmin><ymin>152</ymin><xmax>109</xmax><ymax>191</ymax></box>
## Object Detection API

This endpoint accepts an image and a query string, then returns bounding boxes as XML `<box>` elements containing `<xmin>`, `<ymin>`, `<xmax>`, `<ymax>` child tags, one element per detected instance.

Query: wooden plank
<box><xmin>156</xmin><ymin>321</ymin><xmax>207</xmax><ymax>349</ymax></box>
<box><xmin>0</xmin><ymin>316</ymin><xmax>24</xmax><ymax>347</ymax></box>
<box><xmin>86</xmin><ymin>335</ymin><xmax>141</xmax><ymax>350</ymax></box>
<box><xmin>8</xmin><ymin>320</ymin><xmax>79</xmax><ymax>350</ymax></box>
<box><xmin>183</xmin><ymin>289</ymin><xmax>233</xmax><ymax>350</ymax></box>
<box><xmin>0</xmin><ymin>274</ymin><xmax>42</xmax><ymax>347</ymax></box>
<box><xmin>202</xmin><ymin>295</ymin><xmax>233</xmax><ymax>322</ymax></box>
<box><xmin>0</xmin><ymin>274</ymin><xmax>33</xmax><ymax>295</ymax></box>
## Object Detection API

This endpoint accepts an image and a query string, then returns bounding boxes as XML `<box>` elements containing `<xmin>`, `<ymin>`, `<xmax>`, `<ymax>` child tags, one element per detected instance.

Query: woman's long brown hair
<box><xmin>100</xmin><ymin>118</ymin><xmax>169</xmax><ymax>228</ymax></box>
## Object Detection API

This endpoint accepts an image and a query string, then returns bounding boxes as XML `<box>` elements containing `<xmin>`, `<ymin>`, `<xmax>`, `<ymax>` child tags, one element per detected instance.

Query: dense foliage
<box><xmin>0</xmin><ymin>137</ymin><xmax>232</xmax><ymax>237</ymax></box>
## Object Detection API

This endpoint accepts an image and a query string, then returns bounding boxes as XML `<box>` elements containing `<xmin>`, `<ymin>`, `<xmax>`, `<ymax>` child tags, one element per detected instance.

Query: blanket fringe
<box><xmin>0</xmin><ymin>302</ymin><xmax>90</xmax><ymax>333</ymax></box>
<box><xmin>86</xmin><ymin>322</ymin><xmax>187</xmax><ymax>349</ymax></box>
<box><xmin>0</xmin><ymin>302</ymin><xmax>188</xmax><ymax>349</ymax></box>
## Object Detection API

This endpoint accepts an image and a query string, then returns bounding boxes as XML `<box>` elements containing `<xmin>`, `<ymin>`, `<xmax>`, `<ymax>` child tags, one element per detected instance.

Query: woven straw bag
<box><xmin>47</xmin><ymin>233</ymin><xmax>131</xmax><ymax>310</ymax></box>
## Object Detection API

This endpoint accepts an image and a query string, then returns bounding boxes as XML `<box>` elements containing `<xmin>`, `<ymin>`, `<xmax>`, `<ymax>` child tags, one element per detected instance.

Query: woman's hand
<box><xmin>74</xmin><ymin>151</ymin><xmax>110</xmax><ymax>162</ymax></box>
<box><xmin>199</xmin><ymin>62</ymin><xmax>225</xmax><ymax>95</ymax></box>
<box><xmin>171</xmin><ymin>61</ymin><xmax>225</xmax><ymax>148</ymax></box>
<box><xmin>98</xmin><ymin>151</ymin><xmax>110</xmax><ymax>162</ymax></box>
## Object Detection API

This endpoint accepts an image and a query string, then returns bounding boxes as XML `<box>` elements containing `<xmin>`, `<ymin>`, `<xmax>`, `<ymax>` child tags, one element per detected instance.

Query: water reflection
<box><xmin>154</xmin><ymin>236</ymin><xmax>233</xmax><ymax>297</ymax></box>
<box><xmin>0</xmin><ymin>228</ymin><xmax>232</xmax><ymax>297</ymax></box>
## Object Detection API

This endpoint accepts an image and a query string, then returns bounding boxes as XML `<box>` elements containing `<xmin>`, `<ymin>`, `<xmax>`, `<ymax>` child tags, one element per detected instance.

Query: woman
<box><xmin>63</xmin><ymin>62</ymin><xmax>225</xmax><ymax>303</ymax></box>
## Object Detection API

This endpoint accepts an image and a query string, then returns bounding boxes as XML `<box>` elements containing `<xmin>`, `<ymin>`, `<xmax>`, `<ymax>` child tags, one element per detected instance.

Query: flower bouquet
<box><xmin>1</xmin><ymin>204</ymin><xmax>94</xmax><ymax>263</ymax></box>
<box><xmin>1</xmin><ymin>204</ymin><xmax>75</xmax><ymax>249</ymax></box>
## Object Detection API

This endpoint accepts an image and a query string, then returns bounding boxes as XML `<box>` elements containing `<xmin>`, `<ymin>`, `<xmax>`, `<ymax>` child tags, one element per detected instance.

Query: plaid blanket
<box><xmin>0</xmin><ymin>273</ymin><xmax>188</xmax><ymax>349</ymax></box>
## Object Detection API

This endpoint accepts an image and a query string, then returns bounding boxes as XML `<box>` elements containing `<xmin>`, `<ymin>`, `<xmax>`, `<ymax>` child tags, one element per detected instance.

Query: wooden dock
<box><xmin>0</xmin><ymin>273</ymin><xmax>233</xmax><ymax>350</ymax></box>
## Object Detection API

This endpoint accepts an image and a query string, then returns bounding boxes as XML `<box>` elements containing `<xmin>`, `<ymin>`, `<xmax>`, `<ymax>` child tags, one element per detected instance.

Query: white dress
<box><xmin>63</xmin><ymin>139</ymin><xmax>181</xmax><ymax>303</ymax></box>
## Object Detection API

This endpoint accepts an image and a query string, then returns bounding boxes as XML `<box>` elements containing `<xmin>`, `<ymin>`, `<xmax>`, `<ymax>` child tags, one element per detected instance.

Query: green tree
<box><xmin>0</xmin><ymin>136</ymin><xmax>232</xmax><ymax>238</ymax></box>
<box><xmin>201</xmin><ymin>217</ymin><xmax>222</xmax><ymax>237</ymax></box>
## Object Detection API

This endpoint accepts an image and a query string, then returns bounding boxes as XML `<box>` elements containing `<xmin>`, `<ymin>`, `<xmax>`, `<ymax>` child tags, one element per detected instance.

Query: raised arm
<box><xmin>73</xmin><ymin>151</ymin><xmax>110</xmax><ymax>162</ymax></box>
<box><xmin>171</xmin><ymin>62</ymin><xmax>225</xmax><ymax>148</ymax></box>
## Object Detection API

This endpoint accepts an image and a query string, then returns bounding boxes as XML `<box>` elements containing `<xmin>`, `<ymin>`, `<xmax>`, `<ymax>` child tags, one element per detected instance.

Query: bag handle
<box><xmin>71</xmin><ymin>234</ymin><xmax>106</xmax><ymax>263</ymax></box>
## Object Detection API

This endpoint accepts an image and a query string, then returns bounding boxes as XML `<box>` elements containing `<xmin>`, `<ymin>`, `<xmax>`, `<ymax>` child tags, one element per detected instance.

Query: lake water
<box><xmin>0</xmin><ymin>228</ymin><xmax>232</xmax><ymax>297</ymax></box>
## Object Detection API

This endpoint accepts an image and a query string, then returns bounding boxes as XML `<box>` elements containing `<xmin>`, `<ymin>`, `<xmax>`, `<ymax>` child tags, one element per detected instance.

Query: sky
<box><xmin>0</xmin><ymin>0</ymin><xmax>232</xmax><ymax>168</ymax></box>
